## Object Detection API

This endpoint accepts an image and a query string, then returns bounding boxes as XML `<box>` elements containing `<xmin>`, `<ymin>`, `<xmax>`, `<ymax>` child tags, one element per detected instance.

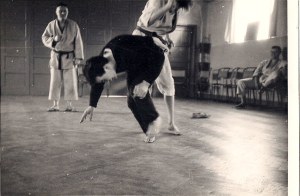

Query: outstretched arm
<box><xmin>80</xmin><ymin>83</ymin><xmax>104</xmax><ymax>123</ymax></box>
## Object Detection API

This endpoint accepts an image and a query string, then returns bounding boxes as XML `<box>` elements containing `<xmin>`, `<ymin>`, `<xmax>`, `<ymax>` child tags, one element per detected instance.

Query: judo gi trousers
<box><xmin>236</xmin><ymin>78</ymin><xmax>259</xmax><ymax>96</ymax></box>
<box><xmin>49</xmin><ymin>68</ymin><xmax>78</xmax><ymax>101</ymax></box>
<box><xmin>133</xmin><ymin>29</ymin><xmax>175</xmax><ymax>96</ymax></box>
<box><xmin>127</xmin><ymin>81</ymin><xmax>159</xmax><ymax>134</ymax></box>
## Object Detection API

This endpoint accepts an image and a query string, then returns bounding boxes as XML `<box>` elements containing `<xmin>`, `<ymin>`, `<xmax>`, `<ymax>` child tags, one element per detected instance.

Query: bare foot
<box><xmin>144</xmin><ymin>116</ymin><xmax>161</xmax><ymax>143</ymax></box>
<box><xmin>47</xmin><ymin>105</ymin><xmax>59</xmax><ymax>112</ymax></box>
<box><xmin>168</xmin><ymin>124</ymin><xmax>181</xmax><ymax>135</ymax></box>
<box><xmin>65</xmin><ymin>106</ymin><xmax>77</xmax><ymax>112</ymax></box>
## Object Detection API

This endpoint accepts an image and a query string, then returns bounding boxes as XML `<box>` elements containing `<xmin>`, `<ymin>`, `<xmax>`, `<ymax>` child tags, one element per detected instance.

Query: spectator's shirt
<box><xmin>136</xmin><ymin>0</ymin><xmax>177</xmax><ymax>35</ymax></box>
<box><xmin>253</xmin><ymin>59</ymin><xmax>285</xmax><ymax>87</ymax></box>
<box><xmin>42</xmin><ymin>19</ymin><xmax>84</xmax><ymax>69</ymax></box>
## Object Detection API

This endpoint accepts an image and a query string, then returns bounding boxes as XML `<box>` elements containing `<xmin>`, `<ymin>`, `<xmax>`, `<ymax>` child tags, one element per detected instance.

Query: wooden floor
<box><xmin>1</xmin><ymin>96</ymin><xmax>288</xmax><ymax>195</ymax></box>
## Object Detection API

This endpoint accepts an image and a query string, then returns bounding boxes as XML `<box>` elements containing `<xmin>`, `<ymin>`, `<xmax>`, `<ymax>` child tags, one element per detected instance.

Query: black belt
<box><xmin>136</xmin><ymin>26</ymin><xmax>168</xmax><ymax>45</ymax></box>
<box><xmin>52</xmin><ymin>50</ymin><xmax>74</xmax><ymax>70</ymax></box>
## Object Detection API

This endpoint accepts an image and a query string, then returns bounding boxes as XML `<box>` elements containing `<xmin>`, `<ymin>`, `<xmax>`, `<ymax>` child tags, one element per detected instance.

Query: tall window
<box><xmin>225</xmin><ymin>0</ymin><xmax>277</xmax><ymax>43</ymax></box>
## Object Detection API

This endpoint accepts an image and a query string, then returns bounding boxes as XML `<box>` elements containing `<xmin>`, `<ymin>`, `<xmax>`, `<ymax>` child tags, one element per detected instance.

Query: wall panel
<box><xmin>1</xmin><ymin>0</ymin><xmax>197</xmax><ymax>98</ymax></box>
<box><xmin>1</xmin><ymin>0</ymin><xmax>29</xmax><ymax>95</ymax></box>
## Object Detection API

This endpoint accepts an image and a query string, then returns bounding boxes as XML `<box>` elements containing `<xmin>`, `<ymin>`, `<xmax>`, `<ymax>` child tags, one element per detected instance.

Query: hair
<box><xmin>271</xmin><ymin>45</ymin><xmax>281</xmax><ymax>53</ymax></box>
<box><xmin>56</xmin><ymin>2</ymin><xmax>68</xmax><ymax>8</ymax></box>
<box><xmin>176</xmin><ymin>0</ymin><xmax>192</xmax><ymax>10</ymax></box>
<box><xmin>83</xmin><ymin>56</ymin><xmax>108</xmax><ymax>85</ymax></box>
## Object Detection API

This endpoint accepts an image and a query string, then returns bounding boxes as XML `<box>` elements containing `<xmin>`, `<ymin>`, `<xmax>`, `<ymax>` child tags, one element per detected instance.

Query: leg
<box><xmin>127</xmin><ymin>85</ymin><xmax>161</xmax><ymax>143</ymax></box>
<box><xmin>164</xmin><ymin>95</ymin><xmax>180</xmax><ymax>135</ymax></box>
<box><xmin>133</xmin><ymin>29</ymin><xmax>179</xmax><ymax>135</ymax></box>
<box><xmin>235</xmin><ymin>78</ymin><xmax>257</xmax><ymax>108</ymax></box>
<box><xmin>63</xmin><ymin>68</ymin><xmax>79</xmax><ymax>111</ymax></box>
<box><xmin>156</xmin><ymin>54</ymin><xmax>181</xmax><ymax>135</ymax></box>
<box><xmin>48</xmin><ymin>68</ymin><xmax>62</xmax><ymax>111</ymax></box>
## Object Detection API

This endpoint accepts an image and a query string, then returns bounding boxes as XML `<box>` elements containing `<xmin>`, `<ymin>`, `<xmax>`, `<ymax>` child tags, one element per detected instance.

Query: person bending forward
<box><xmin>80</xmin><ymin>35</ymin><xmax>166</xmax><ymax>143</ymax></box>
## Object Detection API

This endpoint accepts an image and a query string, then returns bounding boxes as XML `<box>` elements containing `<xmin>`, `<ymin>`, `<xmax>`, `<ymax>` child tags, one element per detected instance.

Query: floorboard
<box><xmin>1</xmin><ymin>96</ymin><xmax>288</xmax><ymax>195</ymax></box>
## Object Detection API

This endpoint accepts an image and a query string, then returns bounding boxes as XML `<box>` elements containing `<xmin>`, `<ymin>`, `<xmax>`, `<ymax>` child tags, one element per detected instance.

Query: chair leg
<box><xmin>259</xmin><ymin>91</ymin><xmax>262</xmax><ymax>105</ymax></box>
<box><xmin>273</xmin><ymin>89</ymin><xmax>276</xmax><ymax>106</ymax></box>
<box><xmin>252</xmin><ymin>90</ymin><xmax>256</xmax><ymax>105</ymax></box>
<box><xmin>210</xmin><ymin>87</ymin><xmax>214</xmax><ymax>100</ymax></box>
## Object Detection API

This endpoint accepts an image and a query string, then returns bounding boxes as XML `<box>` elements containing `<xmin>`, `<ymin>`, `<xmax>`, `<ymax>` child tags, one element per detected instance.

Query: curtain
<box><xmin>225</xmin><ymin>0</ymin><xmax>277</xmax><ymax>43</ymax></box>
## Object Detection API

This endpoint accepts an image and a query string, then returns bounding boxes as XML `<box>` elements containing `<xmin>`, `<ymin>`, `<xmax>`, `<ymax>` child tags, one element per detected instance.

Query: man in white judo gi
<box><xmin>42</xmin><ymin>2</ymin><xmax>84</xmax><ymax>112</ymax></box>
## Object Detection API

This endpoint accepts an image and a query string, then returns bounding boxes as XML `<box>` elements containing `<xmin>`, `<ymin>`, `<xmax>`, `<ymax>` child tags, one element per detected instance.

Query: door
<box><xmin>30</xmin><ymin>1</ymin><xmax>55</xmax><ymax>95</ymax></box>
<box><xmin>169</xmin><ymin>25</ymin><xmax>197</xmax><ymax>98</ymax></box>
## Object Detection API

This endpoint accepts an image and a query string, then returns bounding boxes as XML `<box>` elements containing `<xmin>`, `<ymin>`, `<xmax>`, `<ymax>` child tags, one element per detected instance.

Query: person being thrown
<box><xmin>80</xmin><ymin>35</ymin><xmax>170</xmax><ymax>143</ymax></box>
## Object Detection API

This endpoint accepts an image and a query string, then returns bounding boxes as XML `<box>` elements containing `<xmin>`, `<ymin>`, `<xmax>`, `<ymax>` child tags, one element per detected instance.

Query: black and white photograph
<box><xmin>0</xmin><ymin>0</ymin><xmax>298</xmax><ymax>195</ymax></box>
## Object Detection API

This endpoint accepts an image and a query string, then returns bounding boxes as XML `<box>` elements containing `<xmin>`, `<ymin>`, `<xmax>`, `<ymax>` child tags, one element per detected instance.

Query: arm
<box><xmin>165</xmin><ymin>34</ymin><xmax>174</xmax><ymax>48</ymax></box>
<box><xmin>252</xmin><ymin>60</ymin><xmax>268</xmax><ymax>86</ymax></box>
<box><xmin>133</xmin><ymin>62</ymin><xmax>163</xmax><ymax>98</ymax></box>
<box><xmin>140</xmin><ymin>0</ymin><xmax>175</xmax><ymax>27</ymax></box>
<box><xmin>41</xmin><ymin>22</ymin><xmax>59</xmax><ymax>49</ymax></box>
<box><xmin>74</xmin><ymin>23</ymin><xmax>84</xmax><ymax>64</ymax></box>
<box><xmin>80</xmin><ymin>83</ymin><xmax>104</xmax><ymax>123</ymax></box>
<box><xmin>133</xmin><ymin>54</ymin><xmax>165</xmax><ymax>98</ymax></box>
<box><xmin>89</xmin><ymin>83</ymin><xmax>105</xmax><ymax>108</ymax></box>
<box><xmin>148</xmin><ymin>0</ymin><xmax>175</xmax><ymax>26</ymax></box>
<box><xmin>262</xmin><ymin>61</ymin><xmax>288</xmax><ymax>88</ymax></box>
<box><xmin>253</xmin><ymin>60</ymin><xmax>267</xmax><ymax>78</ymax></box>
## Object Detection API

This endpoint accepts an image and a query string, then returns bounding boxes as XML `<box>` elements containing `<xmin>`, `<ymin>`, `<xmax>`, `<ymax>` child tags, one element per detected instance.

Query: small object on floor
<box><xmin>65</xmin><ymin>107</ymin><xmax>77</xmax><ymax>112</ymax></box>
<box><xmin>192</xmin><ymin>112</ymin><xmax>210</xmax><ymax>119</ymax></box>
<box><xmin>47</xmin><ymin>106</ymin><xmax>59</xmax><ymax>112</ymax></box>
<box><xmin>234</xmin><ymin>103</ymin><xmax>246</xmax><ymax>109</ymax></box>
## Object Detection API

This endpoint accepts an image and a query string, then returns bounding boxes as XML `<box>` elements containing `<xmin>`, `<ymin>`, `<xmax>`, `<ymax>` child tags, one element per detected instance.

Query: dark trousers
<box><xmin>127</xmin><ymin>82</ymin><xmax>159</xmax><ymax>134</ymax></box>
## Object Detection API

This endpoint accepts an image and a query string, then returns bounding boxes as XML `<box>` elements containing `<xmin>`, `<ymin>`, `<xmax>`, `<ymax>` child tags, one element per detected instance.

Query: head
<box><xmin>56</xmin><ymin>2</ymin><xmax>69</xmax><ymax>21</ymax></box>
<box><xmin>83</xmin><ymin>54</ymin><xmax>117</xmax><ymax>85</ymax></box>
<box><xmin>176</xmin><ymin>0</ymin><xmax>192</xmax><ymax>10</ymax></box>
<box><xmin>270</xmin><ymin>45</ymin><xmax>281</xmax><ymax>60</ymax></box>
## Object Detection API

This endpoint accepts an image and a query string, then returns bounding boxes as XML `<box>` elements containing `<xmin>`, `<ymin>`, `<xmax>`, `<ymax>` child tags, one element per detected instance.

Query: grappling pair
<box><xmin>80</xmin><ymin>35</ymin><xmax>178</xmax><ymax>143</ymax></box>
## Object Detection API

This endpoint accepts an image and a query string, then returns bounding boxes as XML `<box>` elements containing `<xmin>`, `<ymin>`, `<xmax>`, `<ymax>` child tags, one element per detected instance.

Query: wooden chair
<box><xmin>218</xmin><ymin>67</ymin><xmax>231</xmax><ymax>101</ymax></box>
<box><xmin>223</xmin><ymin>67</ymin><xmax>244</xmax><ymax>102</ymax></box>
<box><xmin>210</xmin><ymin>68</ymin><xmax>221</xmax><ymax>100</ymax></box>
<box><xmin>262</xmin><ymin>78</ymin><xmax>287</xmax><ymax>107</ymax></box>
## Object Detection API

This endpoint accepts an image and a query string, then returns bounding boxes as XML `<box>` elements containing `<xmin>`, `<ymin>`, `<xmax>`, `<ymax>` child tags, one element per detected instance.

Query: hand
<box><xmin>133</xmin><ymin>80</ymin><xmax>150</xmax><ymax>99</ymax></box>
<box><xmin>80</xmin><ymin>106</ymin><xmax>95</xmax><ymax>123</ymax></box>
<box><xmin>73</xmin><ymin>59</ymin><xmax>82</xmax><ymax>66</ymax></box>
<box><xmin>167</xmin><ymin>39</ymin><xmax>174</xmax><ymax>49</ymax></box>
<box><xmin>165</xmin><ymin>35</ymin><xmax>174</xmax><ymax>49</ymax></box>
<box><xmin>54</xmin><ymin>35</ymin><xmax>62</xmax><ymax>42</ymax></box>
<box><xmin>166</xmin><ymin>0</ymin><xmax>176</xmax><ymax>9</ymax></box>
<box><xmin>95</xmin><ymin>76</ymin><xmax>102</xmax><ymax>83</ymax></box>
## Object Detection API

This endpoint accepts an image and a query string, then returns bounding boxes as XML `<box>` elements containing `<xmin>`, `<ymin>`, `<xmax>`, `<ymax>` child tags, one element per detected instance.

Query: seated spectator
<box><xmin>235</xmin><ymin>46</ymin><xmax>286</xmax><ymax>109</ymax></box>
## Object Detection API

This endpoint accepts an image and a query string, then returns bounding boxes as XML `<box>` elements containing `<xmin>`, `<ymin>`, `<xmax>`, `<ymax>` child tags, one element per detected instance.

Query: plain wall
<box><xmin>177</xmin><ymin>0</ymin><xmax>205</xmax><ymax>43</ymax></box>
